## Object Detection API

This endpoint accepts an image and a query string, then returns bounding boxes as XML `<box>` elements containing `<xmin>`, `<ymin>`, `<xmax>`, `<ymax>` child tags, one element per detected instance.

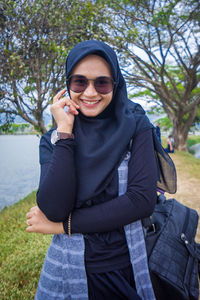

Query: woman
<box><xmin>26</xmin><ymin>40</ymin><xmax>176</xmax><ymax>300</ymax></box>
<box><xmin>165</xmin><ymin>135</ymin><xmax>175</xmax><ymax>153</ymax></box>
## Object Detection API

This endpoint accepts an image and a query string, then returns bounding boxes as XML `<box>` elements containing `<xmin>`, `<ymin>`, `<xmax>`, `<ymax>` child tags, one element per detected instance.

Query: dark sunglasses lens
<box><xmin>69</xmin><ymin>76</ymin><xmax>87</xmax><ymax>93</ymax></box>
<box><xmin>95</xmin><ymin>77</ymin><xmax>113</xmax><ymax>94</ymax></box>
<box><xmin>68</xmin><ymin>75</ymin><xmax>114</xmax><ymax>94</ymax></box>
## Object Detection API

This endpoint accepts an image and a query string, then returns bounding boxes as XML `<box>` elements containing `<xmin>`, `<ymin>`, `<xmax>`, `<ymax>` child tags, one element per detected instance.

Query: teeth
<box><xmin>83</xmin><ymin>100</ymin><xmax>99</xmax><ymax>105</ymax></box>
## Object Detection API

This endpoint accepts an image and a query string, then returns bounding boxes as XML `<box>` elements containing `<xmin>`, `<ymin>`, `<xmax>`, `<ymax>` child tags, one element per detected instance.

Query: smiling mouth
<box><xmin>81</xmin><ymin>99</ymin><xmax>101</xmax><ymax>106</ymax></box>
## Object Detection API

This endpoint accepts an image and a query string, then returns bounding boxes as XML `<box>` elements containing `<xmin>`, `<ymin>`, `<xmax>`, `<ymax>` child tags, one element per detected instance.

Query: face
<box><xmin>69</xmin><ymin>55</ymin><xmax>113</xmax><ymax>117</ymax></box>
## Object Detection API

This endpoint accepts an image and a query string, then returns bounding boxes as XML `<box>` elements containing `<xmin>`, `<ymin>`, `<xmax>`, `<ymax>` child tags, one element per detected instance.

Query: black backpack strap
<box><xmin>142</xmin><ymin>194</ymin><xmax>166</xmax><ymax>233</ymax></box>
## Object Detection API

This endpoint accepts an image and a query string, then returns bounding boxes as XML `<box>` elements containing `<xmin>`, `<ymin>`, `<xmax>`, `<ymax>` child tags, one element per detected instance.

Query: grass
<box><xmin>0</xmin><ymin>192</ymin><xmax>52</xmax><ymax>300</ymax></box>
<box><xmin>0</xmin><ymin>144</ymin><xmax>200</xmax><ymax>299</ymax></box>
<box><xmin>174</xmin><ymin>150</ymin><xmax>200</xmax><ymax>180</ymax></box>
<box><xmin>187</xmin><ymin>135</ymin><xmax>200</xmax><ymax>148</ymax></box>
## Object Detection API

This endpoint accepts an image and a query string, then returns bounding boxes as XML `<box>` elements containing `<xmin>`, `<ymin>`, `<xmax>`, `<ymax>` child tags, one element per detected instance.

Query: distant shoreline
<box><xmin>0</xmin><ymin>133</ymin><xmax>39</xmax><ymax>136</ymax></box>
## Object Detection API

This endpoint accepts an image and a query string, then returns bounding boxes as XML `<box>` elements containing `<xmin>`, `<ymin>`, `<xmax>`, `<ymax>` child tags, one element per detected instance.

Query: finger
<box><xmin>70</xmin><ymin>102</ymin><xmax>79</xmax><ymax>112</ymax></box>
<box><xmin>26</xmin><ymin>225</ymin><xmax>35</xmax><ymax>233</ymax></box>
<box><xmin>26</xmin><ymin>206</ymin><xmax>38</xmax><ymax>218</ymax></box>
<box><xmin>64</xmin><ymin>98</ymin><xmax>79</xmax><ymax>109</ymax></box>
<box><xmin>68</xmin><ymin>106</ymin><xmax>79</xmax><ymax>115</ymax></box>
<box><xmin>70</xmin><ymin>100</ymin><xmax>79</xmax><ymax>109</ymax></box>
<box><xmin>26</xmin><ymin>226</ymin><xmax>32</xmax><ymax>232</ymax></box>
<box><xmin>67</xmin><ymin>100</ymin><xmax>79</xmax><ymax>109</ymax></box>
<box><xmin>53</xmin><ymin>89</ymin><xmax>67</xmax><ymax>103</ymax></box>
<box><xmin>30</xmin><ymin>206</ymin><xmax>39</xmax><ymax>214</ymax></box>
<box><xmin>26</xmin><ymin>219</ymin><xmax>32</xmax><ymax>226</ymax></box>
<box><xmin>65</xmin><ymin>100</ymin><xmax>79</xmax><ymax>114</ymax></box>
<box><xmin>51</xmin><ymin>99</ymin><xmax>68</xmax><ymax>114</ymax></box>
<box><xmin>30</xmin><ymin>206</ymin><xmax>38</xmax><ymax>211</ymax></box>
<box><xmin>68</xmin><ymin>104</ymin><xmax>78</xmax><ymax>115</ymax></box>
<box><xmin>26</xmin><ymin>212</ymin><xmax>32</xmax><ymax>219</ymax></box>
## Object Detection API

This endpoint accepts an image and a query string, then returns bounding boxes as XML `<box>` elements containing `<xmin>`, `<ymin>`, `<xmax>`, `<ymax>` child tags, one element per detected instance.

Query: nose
<box><xmin>83</xmin><ymin>80</ymin><xmax>98</xmax><ymax>97</ymax></box>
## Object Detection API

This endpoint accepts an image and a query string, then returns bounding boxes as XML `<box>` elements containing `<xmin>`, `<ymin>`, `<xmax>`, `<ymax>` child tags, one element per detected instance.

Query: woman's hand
<box><xmin>50</xmin><ymin>89</ymin><xmax>79</xmax><ymax>133</ymax></box>
<box><xmin>26</xmin><ymin>206</ymin><xmax>65</xmax><ymax>234</ymax></box>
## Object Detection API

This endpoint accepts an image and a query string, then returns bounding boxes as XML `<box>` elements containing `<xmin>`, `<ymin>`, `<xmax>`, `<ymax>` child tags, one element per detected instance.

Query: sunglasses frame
<box><xmin>66</xmin><ymin>75</ymin><xmax>115</xmax><ymax>94</ymax></box>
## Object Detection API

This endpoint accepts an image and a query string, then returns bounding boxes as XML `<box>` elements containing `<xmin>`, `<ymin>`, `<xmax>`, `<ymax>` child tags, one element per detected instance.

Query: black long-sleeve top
<box><xmin>37</xmin><ymin>128</ymin><xmax>157</xmax><ymax>273</ymax></box>
<box><xmin>37</xmin><ymin>128</ymin><xmax>157</xmax><ymax>227</ymax></box>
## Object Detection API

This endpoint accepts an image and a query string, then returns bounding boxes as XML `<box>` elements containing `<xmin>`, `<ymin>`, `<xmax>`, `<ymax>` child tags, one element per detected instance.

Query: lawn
<box><xmin>0</xmin><ymin>192</ymin><xmax>52</xmax><ymax>300</ymax></box>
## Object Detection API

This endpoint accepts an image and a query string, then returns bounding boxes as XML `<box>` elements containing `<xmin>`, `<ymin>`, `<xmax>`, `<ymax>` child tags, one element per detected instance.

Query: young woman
<box><xmin>26</xmin><ymin>40</ymin><xmax>176</xmax><ymax>300</ymax></box>
<box><xmin>165</xmin><ymin>135</ymin><xmax>175</xmax><ymax>153</ymax></box>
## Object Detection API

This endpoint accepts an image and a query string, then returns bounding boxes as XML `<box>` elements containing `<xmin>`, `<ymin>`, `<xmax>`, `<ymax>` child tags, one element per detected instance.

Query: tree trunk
<box><xmin>37</xmin><ymin>119</ymin><xmax>46</xmax><ymax>135</ymax></box>
<box><xmin>166</xmin><ymin>102</ymin><xmax>199</xmax><ymax>152</ymax></box>
<box><xmin>172</xmin><ymin>119</ymin><xmax>188</xmax><ymax>151</ymax></box>
<box><xmin>173</xmin><ymin>128</ymin><xmax>188</xmax><ymax>151</ymax></box>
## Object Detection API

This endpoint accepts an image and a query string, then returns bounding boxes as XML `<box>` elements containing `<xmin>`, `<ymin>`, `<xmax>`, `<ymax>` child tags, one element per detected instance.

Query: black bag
<box><xmin>143</xmin><ymin>194</ymin><xmax>200</xmax><ymax>300</ymax></box>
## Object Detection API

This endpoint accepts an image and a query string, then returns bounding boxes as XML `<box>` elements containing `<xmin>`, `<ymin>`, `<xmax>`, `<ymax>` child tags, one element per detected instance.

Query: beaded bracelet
<box><xmin>68</xmin><ymin>213</ymin><xmax>72</xmax><ymax>238</ymax></box>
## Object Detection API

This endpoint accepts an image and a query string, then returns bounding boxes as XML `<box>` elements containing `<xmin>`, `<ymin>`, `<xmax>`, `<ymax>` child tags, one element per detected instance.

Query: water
<box><xmin>190</xmin><ymin>143</ymin><xmax>200</xmax><ymax>159</ymax></box>
<box><xmin>0</xmin><ymin>135</ymin><xmax>40</xmax><ymax>210</ymax></box>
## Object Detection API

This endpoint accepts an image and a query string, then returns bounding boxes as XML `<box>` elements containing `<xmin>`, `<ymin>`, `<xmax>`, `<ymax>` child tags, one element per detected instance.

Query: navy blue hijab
<box><xmin>65</xmin><ymin>40</ymin><xmax>154</xmax><ymax>207</ymax></box>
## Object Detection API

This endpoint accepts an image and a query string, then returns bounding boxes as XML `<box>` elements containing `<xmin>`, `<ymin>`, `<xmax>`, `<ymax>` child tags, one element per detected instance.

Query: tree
<box><xmin>0</xmin><ymin>0</ymin><xmax>106</xmax><ymax>134</ymax></box>
<box><xmin>0</xmin><ymin>122</ymin><xmax>30</xmax><ymax>134</ymax></box>
<box><xmin>104</xmin><ymin>0</ymin><xmax>200</xmax><ymax>151</ymax></box>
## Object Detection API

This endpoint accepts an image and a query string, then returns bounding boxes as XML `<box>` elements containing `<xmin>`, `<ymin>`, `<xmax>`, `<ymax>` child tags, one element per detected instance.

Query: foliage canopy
<box><xmin>103</xmin><ymin>0</ymin><xmax>200</xmax><ymax>150</ymax></box>
<box><xmin>0</xmin><ymin>0</ymin><xmax>107</xmax><ymax>133</ymax></box>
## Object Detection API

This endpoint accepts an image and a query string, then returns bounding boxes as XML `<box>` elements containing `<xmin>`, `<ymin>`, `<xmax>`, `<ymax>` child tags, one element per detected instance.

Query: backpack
<box><xmin>143</xmin><ymin>194</ymin><xmax>200</xmax><ymax>300</ymax></box>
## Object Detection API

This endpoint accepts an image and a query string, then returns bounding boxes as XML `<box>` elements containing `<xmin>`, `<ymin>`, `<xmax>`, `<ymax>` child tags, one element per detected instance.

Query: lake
<box><xmin>190</xmin><ymin>143</ymin><xmax>200</xmax><ymax>159</ymax></box>
<box><xmin>0</xmin><ymin>135</ymin><xmax>40</xmax><ymax>210</ymax></box>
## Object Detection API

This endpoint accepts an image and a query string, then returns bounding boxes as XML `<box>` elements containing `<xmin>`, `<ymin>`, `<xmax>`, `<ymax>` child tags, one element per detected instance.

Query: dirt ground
<box><xmin>165</xmin><ymin>153</ymin><xmax>200</xmax><ymax>242</ymax></box>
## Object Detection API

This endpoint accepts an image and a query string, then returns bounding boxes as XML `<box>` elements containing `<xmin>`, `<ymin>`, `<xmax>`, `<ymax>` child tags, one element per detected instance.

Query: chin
<box><xmin>82</xmin><ymin>111</ymin><xmax>100</xmax><ymax>117</ymax></box>
<box><xmin>80</xmin><ymin>108</ymin><xmax>103</xmax><ymax>117</ymax></box>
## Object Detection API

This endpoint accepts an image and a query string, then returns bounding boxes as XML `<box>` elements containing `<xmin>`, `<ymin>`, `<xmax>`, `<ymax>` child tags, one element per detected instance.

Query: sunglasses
<box><xmin>66</xmin><ymin>75</ymin><xmax>115</xmax><ymax>94</ymax></box>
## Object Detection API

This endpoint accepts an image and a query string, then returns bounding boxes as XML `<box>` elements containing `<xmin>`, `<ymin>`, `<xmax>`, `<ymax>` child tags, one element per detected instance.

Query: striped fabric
<box><xmin>35</xmin><ymin>233</ymin><xmax>88</xmax><ymax>300</ymax></box>
<box><xmin>35</xmin><ymin>152</ymin><xmax>155</xmax><ymax>300</ymax></box>
<box><xmin>119</xmin><ymin>152</ymin><xmax>155</xmax><ymax>300</ymax></box>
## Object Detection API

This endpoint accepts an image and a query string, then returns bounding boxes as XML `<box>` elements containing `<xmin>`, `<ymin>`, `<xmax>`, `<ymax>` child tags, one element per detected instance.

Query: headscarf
<box><xmin>65</xmin><ymin>40</ymin><xmax>154</xmax><ymax>207</ymax></box>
